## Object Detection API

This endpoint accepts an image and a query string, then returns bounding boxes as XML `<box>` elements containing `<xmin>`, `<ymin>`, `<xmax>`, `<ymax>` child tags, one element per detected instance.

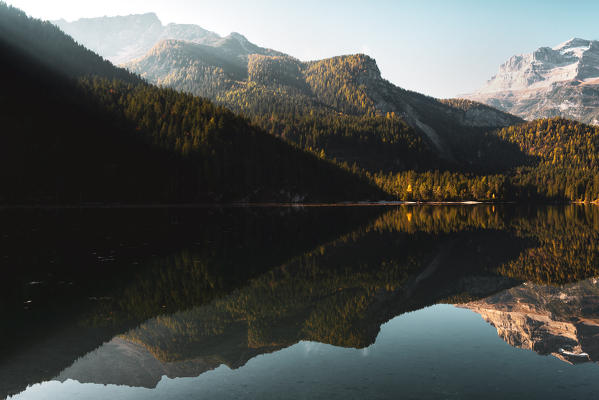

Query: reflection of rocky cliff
<box><xmin>463</xmin><ymin>278</ymin><xmax>599</xmax><ymax>364</ymax></box>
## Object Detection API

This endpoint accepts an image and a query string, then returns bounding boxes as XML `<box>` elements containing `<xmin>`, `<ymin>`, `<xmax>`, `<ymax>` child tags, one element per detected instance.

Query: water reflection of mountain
<box><xmin>4</xmin><ymin>205</ymin><xmax>599</xmax><ymax>395</ymax></box>
<box><xmin>0</xmin><ymin>206</ymin><xmax>380</xmax><ymax>399</ymax></box>
<box><xmin>55</xmin><ymin>206</ymin><xmax>599</xmax><ymax>389</ymax></box>
<box><xmin>463</xmin><ymin>278</ymin><xmax>599</xmax><ymax>365</ymax></box>
<box><xmin>56</xmin><ymin>224</ymin><xmax>521</xmax><ymax>388</ymax></box>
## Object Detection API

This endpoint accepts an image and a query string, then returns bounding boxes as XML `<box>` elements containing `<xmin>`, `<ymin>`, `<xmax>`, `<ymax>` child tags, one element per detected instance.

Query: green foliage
<box><xmin>497</xmin><ymin>118</ymin><xmax>599</xmax><ymax>202</ymax></box>
<box><xmin>371</xmin><ymin>170</ymin><xmax>508</xmax><ymax>201</ymax></box>
<box><xmin>79</xmin><ymin>78</ymin><xmax>386</xmax><ymax>202</ymax></box>
<box><xmin>440</xmin><ymin>98</ymin><xmax>500</xmax><ymax>112</ymax></box>
<box><xmin>250</xmin><ymin>111</ymin><xmax>439</xmax><ymax>172</ymax></box>
<box><xmin>369</xmin><ymin>117</ymin><xmax>599</xmax><ymax>202</ymax></box>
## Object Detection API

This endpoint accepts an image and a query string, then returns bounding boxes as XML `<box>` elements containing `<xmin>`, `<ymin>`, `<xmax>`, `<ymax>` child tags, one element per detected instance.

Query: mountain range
<box><xmin>1</xmin><ymin>4</ymin><xmax>599</xmax><ymax>203</ymax></box>
<box><xmin>54</xmin><ymin>15</ymin><xmax>599</xmax><ymax>129</ymax></box>
<box><xmin>56</xmin><ymin>13</ymin><xmax>522</xmax><ymax>168</ymax></box>
<box><xmin>466</xmin><ymin>38</ymin><xmax>599</xmax><ymax>125</ymax></box>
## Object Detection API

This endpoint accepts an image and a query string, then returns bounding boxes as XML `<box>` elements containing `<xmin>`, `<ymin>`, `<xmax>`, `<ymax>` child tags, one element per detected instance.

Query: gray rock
<box><xmin>464</xmin><ymin>38</ymin><xmax>599</xmax><ymax>124</ymax></box>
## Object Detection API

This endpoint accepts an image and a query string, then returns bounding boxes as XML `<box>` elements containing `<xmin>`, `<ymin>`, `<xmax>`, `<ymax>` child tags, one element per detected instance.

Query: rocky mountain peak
<box><xmin>554</xmin><ymin>37</ymin><xmax>592</xmax><ymax>51</ymax></box>
<box><xmin>464</xmin><ymin>38</ymin><xmax>599</xmax><ymax>124</ymax></box>
<box><xmin>65</xmin><ymin>12</ymin><xmax>162</xmax><ymax>31</ymax></box>
<box><xmin>162</xmin><ymin>23</ymin><xmax>221</xmax><ymax>46</ymax></box>
<box><xmin>476</xmin><ymin>38</ymin><xmax>599</xmax><ymax>94</ymax></box>
<box><xmin>228</xmin><ymin>32</ymin><xmax>249</xmax><ymax>43</ymax></box>
<box><xmin>531</xmin><ymin>46</ymin><xmax>571</xmax><ymax>64</ymax></box>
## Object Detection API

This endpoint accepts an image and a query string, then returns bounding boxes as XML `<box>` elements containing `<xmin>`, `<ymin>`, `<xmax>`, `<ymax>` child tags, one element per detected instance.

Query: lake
<box><xmin>2</xmin><ymin>205</ymin><xmax>599</xmax><ymax>399</ymax></box>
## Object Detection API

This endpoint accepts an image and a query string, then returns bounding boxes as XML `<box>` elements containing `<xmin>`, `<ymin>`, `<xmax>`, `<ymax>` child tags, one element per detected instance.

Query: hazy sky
<box><xmin>6</xmin><ymin>0</ymin><xmax>599</xmax><ymax>98</ymax></box>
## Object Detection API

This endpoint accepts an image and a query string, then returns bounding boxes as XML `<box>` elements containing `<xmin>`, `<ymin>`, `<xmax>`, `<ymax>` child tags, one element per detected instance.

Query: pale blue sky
<box><xmin>6</xmin><ymin>0</ymin><xmax>599</xmax><ymax>98</ymax></box>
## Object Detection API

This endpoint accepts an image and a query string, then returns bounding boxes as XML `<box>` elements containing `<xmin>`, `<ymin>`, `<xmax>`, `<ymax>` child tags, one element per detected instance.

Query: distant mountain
<box><xmin>53</xmin><ymin>13</ymin><xmax>282</xmax><ymax>65</ymax></box>
<box><xmin>465</xmin><ymin>38</ymin><xmax>599</xmax><ymax>125</ymax></box>
<box><xmin>0</xmin><ymin>3</ymin><xmax>384</xmax><ymax>204</ymax></box>
<box><xmin>55</xmin><ymin>13</ymin><xmax>522</xmax><ymax>172</ymax></box>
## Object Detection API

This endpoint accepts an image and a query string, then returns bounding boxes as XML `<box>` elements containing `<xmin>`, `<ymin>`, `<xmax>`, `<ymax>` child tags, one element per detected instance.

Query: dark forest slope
<box><xmin>0</xmin><ymin>3</ymin><xmax>384</xmax><ymax>204</ymax></box>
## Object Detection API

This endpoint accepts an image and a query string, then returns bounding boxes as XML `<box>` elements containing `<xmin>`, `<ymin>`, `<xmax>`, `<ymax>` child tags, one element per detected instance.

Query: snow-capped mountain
<box><xmin>465</xmin><ymin>38</ymin><xmax>599</xmax><ymax>125</ymax></box>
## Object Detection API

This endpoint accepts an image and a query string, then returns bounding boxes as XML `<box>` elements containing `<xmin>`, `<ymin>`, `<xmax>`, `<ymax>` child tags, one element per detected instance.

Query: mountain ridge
<box><xmin>54</xmin><ymin>13</ymin><xmax>523</xmax><ymax>170</ymax></box>
<box><xmin>124</xmin><ymin>34</ymin><xmax>522</xmax><ymax>166</ymax></box>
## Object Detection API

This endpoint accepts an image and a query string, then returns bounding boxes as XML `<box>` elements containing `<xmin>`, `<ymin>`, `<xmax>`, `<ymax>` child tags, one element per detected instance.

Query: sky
<box><xmin>5</xmin><ymin>0</ymin><xmax>599</xmax><ymax>98</ymax></box>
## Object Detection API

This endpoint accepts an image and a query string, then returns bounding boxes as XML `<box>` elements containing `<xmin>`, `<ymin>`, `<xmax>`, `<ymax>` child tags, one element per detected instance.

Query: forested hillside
<box><xmin>497</xmin><ymin>118</ymin><xmax>599</xmax><ymax>201</ymax></box>
<box><xmin>125</xmin><ymin>39</ymin><xmax>523</xmax><ymax>172</ymax></box>
<box><xmin>370</xmin><ymin>117</ymin><xmax>599</xmax><ymax>202</ymax></box>
<box><xmin>117</xmin><ymin>21</ymin><xmax>599</xmax><ymax>203</ymax></box>
<box><xmin>2</xmin><ymin>4</ymin><xmax>598</xmax><ymax>204</ymax></box>
<box><xmin>0</xmin><ymin>3</ymin><xmax>384</xmax><ymax>204</ymax></box>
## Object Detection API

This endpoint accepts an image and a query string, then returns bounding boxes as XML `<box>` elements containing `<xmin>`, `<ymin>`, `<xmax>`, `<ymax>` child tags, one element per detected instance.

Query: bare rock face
<box><xmin>464</xmin><ymin>38</ymin><xmax>599</xmax><ymax>125</ymax></box>
<box><xmin>462</xmin><ymin>278</ymin><xmax>599</xmax><ymax>364</ymax></box>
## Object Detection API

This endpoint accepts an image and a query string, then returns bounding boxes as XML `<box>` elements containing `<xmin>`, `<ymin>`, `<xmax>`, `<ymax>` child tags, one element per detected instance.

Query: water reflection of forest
<box><xmin>2</xmin><ymin>205</ymin><xmax>599</xmax><ymax>396</ymax></box>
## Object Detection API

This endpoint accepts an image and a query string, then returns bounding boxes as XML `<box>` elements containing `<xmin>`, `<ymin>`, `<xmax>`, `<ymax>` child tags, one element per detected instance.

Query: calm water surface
<box><xmin>2</xmin><ymin>205</ymin><xmax>599</xmax><ymax>399</ymax></box>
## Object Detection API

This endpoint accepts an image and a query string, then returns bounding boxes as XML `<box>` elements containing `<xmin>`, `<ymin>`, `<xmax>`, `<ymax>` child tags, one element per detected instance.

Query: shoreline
<box><xmin>1</xmin><ymin>200</ymin><xmax>596</xmax><ymax>209</ymax></box>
